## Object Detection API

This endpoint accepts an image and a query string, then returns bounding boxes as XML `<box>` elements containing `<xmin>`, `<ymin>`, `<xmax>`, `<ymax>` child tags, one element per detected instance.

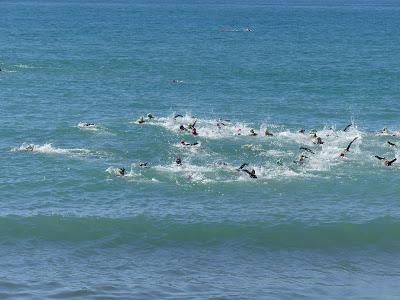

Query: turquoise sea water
<box><xmin>1</xmin><ymin>1</ymin><xmax>400</xmax><ymax>298</ymax></box>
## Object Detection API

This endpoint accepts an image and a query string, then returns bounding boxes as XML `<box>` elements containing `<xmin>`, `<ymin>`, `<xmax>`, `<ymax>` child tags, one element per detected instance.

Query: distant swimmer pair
<box><xmin>248</xmin><ymin>129</ymin><xmax>274</xmax><ymax>136</ymax></box>
<box><xmin>115</xmin><ymin>162</ymin><xmax>150</xmax><ymax>176</ymax></box>
<box><xmin>137</xmin><ymin>113</ymin><xmax>154</xmax><ymax>124</ymax></box>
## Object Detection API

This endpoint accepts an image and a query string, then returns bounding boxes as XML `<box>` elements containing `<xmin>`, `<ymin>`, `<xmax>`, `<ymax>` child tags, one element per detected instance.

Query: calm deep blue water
<box><xmin>1</xmin><ymin>1</ymin><xmax>400</xmax><ymax>298</ymax></box>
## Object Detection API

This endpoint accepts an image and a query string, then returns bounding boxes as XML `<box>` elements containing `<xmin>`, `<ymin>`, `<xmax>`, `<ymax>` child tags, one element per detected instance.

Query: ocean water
<box><xmin>1</xmin><ymin>0</ymin><xmax>400</xmax><ymax>298</ymax></box>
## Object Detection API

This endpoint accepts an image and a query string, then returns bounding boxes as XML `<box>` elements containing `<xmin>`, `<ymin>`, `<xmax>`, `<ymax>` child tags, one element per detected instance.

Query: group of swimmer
<box><xmin>21</xmin><ymin>114</ymin><xmax>398</xmax><ymax>179</ymax></box>
<box><xmin>120</xmin><ymin>115</ymin><xmax>397</xmax><ymax>179</ymax></box>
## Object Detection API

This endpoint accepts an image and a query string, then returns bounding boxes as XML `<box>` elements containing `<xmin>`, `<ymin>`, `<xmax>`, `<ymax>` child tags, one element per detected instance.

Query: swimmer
<box><xmin>326</xmin><ymin>128</ymin><xmax>338</xmax><ymax>137</ymax></box>
<box><xmin>310</xmin><ymin>132</ymin><xmax>317</xmax><ymax>138</ymax></box>
<box><xmin>216</xmin><ymin>120</ymin><xmax>230</xmax><ymax>128</ymax></box>
<box><xmin>243</xmin><ymin>169</ymin><xmax>257</xmax><ymax>178</ymax></box>
<box><xmin>298</xmin><ymin>128</ymin><xmax>305</xmax><ymax>134</ymax></box>
<box><xmin>294</xmin><ymin>154</ymin><xmax>308</xmax><ymax>164</ymax></box>
<box><xmin>236</xmin><ymin>128</ymin><xmax>242</xmax><ymax>136</ymax></box>
<box><xmin>236</xmin><ymin>163</ymin><xmax>257</xmax><ymax>178</ymax></box>
<box><xmin>137</xmin><ymin>116</ymin><xmax>145</xmax><ymax>124</ymax></box>
<box><xmin>180</xmin><ymin>140</ymin><xmax>199</xmax><ymax>146</ymax></box>
<box><xmin>236</xmin><ymin>163</ymin><xmax>249</xmax><ymax>171</ymax></box>
<box><xmin>339</xmin><ymin>137</ymin><xmax>358</xmax><ymax>157</ymax></box>
<box><xmin>82</xmin><ymin>122</ymin><xmax>95</xmax><ymax>127</ymax></box>
<box><xmin>191</xmin><ymin>127</ymin><xmax>198</xmax><ymax>136</ymax></box>
<box><xmin>116</xmin><ymin>168</ymin><xmax>126</xmax><ymax>176</ymax></box>
<box><xmin>343</xmin><ymin>123</ymin><xmax>352</xmax><ymax>132</ymax></box>
<box><xmin>244</xmin><ymin>27</ymin><xmax>253</xmax><ymax>32</ymax></box>
<box><xmin>25</xmin><ymin>144</ymin><xmax>35</xmax><ymax>151</ymax></box>
<box><xmin>138</xmin><ymin>162</ymin><xmax>149</xmax><ymax>168</ymax></box>
<box><xmin>147</xmin><ymin>113</ymin><xmax>154</xmax><ymax>120</ymax></box>
<box><xmin>374</xmin><ymin>156</ymin><xmax>397</xmax><ymax>166</ymax></box>
<box><xmin>217</xmin><ymin>122</ymin><xmax>226</xmax><ymax>129</ymax></box>
<box><xmin>313</xmin><ymin>136</ymin><xmax>324</xmax><ymax>145</ymax></box>
<box><xmin>179</xmin><ymin>124</ymin><xmax>188</xmax><ymax>131</ymax></box>
<box><xmin>176</xmin><ymin>157</ymin><xmax>182</xmax><ymax>166</ymax></box>
<box><xmin>174</xmin><ymin>114</ymin><xmax>184</xmax><ymax>119</ymax></box>
<box><xmin>188</xmin><ymin>120</ymin><xmax>197</xmax><ymax>129</ymax></box>
<box><xmin>249</xmin><ymin>129</ymin><xmax>257</xmax><ymax>136</ymax></box>
<box><xmin>378</xmin><ymin>127</ymin><xmax>389</xmax><ymax>135</ymax></box>
<box><xmin>388</xmin><ymin>141</ymin><xmax>397</xmax><ymax>147</ymax></box>
<box><xmin>264</xmin><ymin>128</ymin><xmax>273</xmax><ymax>136</ymax></box>
<box><xmin>299</xmin><ymin>147</ymin><xmax>315</xmax><ymax>154</ymax></box>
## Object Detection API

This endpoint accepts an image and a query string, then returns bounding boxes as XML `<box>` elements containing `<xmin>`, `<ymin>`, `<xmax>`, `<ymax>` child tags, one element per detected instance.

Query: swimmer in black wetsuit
<box><xmin>313</xmin><ymin>136</ymin><xmax>324</xmax><ymax>145</ymax></box>
<box><xmin>179</xmin><ymin>124</ymin><xmax>188</xmax><ymax>131</ymax></box>
<box><xmin>180</xmin><ymin>140</ymin><xmax>199</xmax><ymax>146</ymax></box>
<box><xmin>374</xmin><ymin>156</ymin><xmax>397</xmax><ymax>166</ymax></box>
<box><xmin>116</xmin><ymin>168</ymin><xmax>126</xmax><ymax>176</ymax></box>
<box><xmin>388</xmin><ymin>141</ymin><xmax>397</xmax><ymax>147</ymax></box>
<box><xmin>264</xmin><ymin>128</ymin><xmax>273</xmax><ymax>136</ymax></box>
<box><xmin>299</xmin><ymin>147</ymin><xmax>315</xmax><ymax>154</ymax></box>
<box><xmin>25</xmin><ymin>144</ymin><xmax>35</xmax><ymax>151</ymax></box>
<box><xmin>176</xmin><ymin>157</ymin><xmax>182</xmax><ymax>166</ymax></box>
<box><xmin>174</xmin><ymin>114</ymin><xmax>184</xmax><ymax>119</ymax></box>
<box><xmin>191</xmin><ymin>128</ymin><xmax>198</xmax><ymax>136</ymax></box>
<box><xmin>294</xmin><ymin>154</ymin><xmax>308</xmax><ymax>164</ymax></box>
<box><xmin>339</xmin><ymin>137</ymin><xmax>358</xmax><ymax>158</ymax></box>
<box><xmin>343</xmin><ymin>123</ymin><xmax>352</xmax><ymax>132</ymax></box>
<box><xmin>236</xmin><ymin>163</ymin><xmax>257</xmax><ymax>178</ymax></box>
<box><xmin>243</xmin><ymin>169</ymin><xmax>257</xmax><ymax>178</ymax></box>
<box><xmin>249</xmin><ymin>129</ymin><xmax>257</xmax><ymax>136</ymax></box>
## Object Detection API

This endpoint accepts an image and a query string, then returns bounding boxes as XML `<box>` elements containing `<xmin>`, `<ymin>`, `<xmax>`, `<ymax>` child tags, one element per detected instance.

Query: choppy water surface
<box><xmin>1</xmin><ymin>1</ymin><xmax>400</xmax><ymax>299</ymax></box>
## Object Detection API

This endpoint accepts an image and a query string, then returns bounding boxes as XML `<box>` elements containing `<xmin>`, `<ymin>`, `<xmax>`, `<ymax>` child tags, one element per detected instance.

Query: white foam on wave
<box><xmin>12</xmin><ymin>143</ymin><xmax>90</xmax><ymax>155</ymax></box>
<box><xmin>13</xmin><ymin>64</ymin><xmax>37</xmax><ymax>69</ymax></box>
